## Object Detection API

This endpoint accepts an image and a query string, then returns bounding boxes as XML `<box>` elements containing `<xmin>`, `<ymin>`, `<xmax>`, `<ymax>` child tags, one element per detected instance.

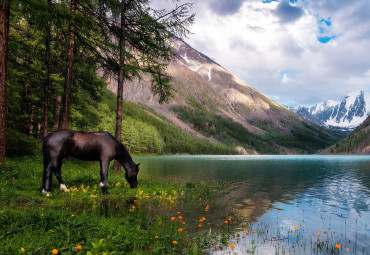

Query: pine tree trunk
<box><xmin>22</xmin><ymin>53</ymin><xmax>30</xmax><ymax>135</ymax></box>
<box><xmin>29</xmin><ymin>103</ymin><xmax>34</xmax><ymax>135</ymax></box>
<box><xmin>0</xmin><ymin>0</ymin><xmax>10</xmax><ymax>163</ymax></box>
<box><xmin>41</xmin><ymin>0</ymin><xmax>52</xmax><ymax>139</ymax></box>
<box><xmin>52</xmin><ymin>95</ymin><xmax>61</xmax><ymax>131</ymax></box>
<box><xmin>113</xmin><ymin>0</ymin><xmax>126</xmax><ymax>173</ymax></box>
<box><xmin>61</xmin><ymin>0</ymin><xmax>76</xmax><ymax>130</ymax></box>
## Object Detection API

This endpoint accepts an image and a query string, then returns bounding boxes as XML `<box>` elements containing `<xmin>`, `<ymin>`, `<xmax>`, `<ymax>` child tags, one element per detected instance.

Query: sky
<box><xmin>150</xmin><ymin>0</ymin><xmax>370</xmax><ymax>106</ymax></box>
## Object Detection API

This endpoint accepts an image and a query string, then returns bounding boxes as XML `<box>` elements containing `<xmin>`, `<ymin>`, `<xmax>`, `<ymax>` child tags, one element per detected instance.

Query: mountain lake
<box><xmin>135</xmin><ymin>155</ymin><xmax>370</xmax><ymax>254</ymax></box>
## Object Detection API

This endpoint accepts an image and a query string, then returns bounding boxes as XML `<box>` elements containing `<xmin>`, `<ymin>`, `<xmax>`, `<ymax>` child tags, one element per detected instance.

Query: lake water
<box><xmin>135</xmin><ymin>155</ymin><xmax>370</xmax><ymax>254</ymax></box>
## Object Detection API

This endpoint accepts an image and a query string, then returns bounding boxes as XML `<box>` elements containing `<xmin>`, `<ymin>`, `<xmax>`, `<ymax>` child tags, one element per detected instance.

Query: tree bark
<box><xmin>0</xmin><ymin>0</ymin><xmax>10</xmax><ymax>163</ymax></box>
<box><xmin>22</xmin><ymin>53</ymin><xmax>30</xmax><ymax>135</ymax></box>
<box><xmin>113</xmin><ymin>0</ymin><xmax>126</xmax><ymax>173</ymax></box>
<box><xmin>52</xmin><ymin>95</ymin><xmax>61</xmax><ymax>131</ymax></box>
<box><xmin>29</xmin><ymin>102</ymin><xmax>34</xmax><ymax>135</ymax></box>
<box><xmin>61</xmin><ymin>0</ymin><xmax>76</xmax><ymax>130</ymax></box>
<box><xmin>40</xmin><ymin>0</ymin><xmax>52</xmax><ymax>139</ymax></box>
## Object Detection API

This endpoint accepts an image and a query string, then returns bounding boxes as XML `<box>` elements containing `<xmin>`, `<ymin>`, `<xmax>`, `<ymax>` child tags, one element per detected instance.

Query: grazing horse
<box><xmin>42</xmin><ymin>129</ymin><xmax>140</xmax><ymax>195</ymax></box>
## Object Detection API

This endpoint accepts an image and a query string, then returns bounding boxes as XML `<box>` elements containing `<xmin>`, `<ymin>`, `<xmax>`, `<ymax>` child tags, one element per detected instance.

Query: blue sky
<box><xmin>151</xmin><ymin>0</ymin><xmax>370</xmax><ymax>106</ymax></box>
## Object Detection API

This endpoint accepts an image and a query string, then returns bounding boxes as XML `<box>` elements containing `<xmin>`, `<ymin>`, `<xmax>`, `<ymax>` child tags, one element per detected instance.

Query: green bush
<box><xmin>6</xmin><ymin>129</ymin><xmax>41</xmax><ymax>157</ymax></box>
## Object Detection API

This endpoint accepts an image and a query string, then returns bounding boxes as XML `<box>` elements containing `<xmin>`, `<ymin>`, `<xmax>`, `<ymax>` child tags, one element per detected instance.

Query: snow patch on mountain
<box><xmin>208</xmin><ymin>66</ymin><xmax>212</xmax><ymax>81</ymax></box>
<box><xmin>189</xmin><ymin>64</ymin><xmax>202</xmax><ymax>72</ymax></box>
<box><xmin>181</xmin><ymin>53</ymin><xmax>190</xmax><ymax>64</ymax></box>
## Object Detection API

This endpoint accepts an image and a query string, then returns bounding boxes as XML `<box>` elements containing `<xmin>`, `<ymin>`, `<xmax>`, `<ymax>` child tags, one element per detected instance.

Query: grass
<box><xmin>0</xmin><ymin>157</ymin><xmax>238</xmax><ymax>255</ymax></box>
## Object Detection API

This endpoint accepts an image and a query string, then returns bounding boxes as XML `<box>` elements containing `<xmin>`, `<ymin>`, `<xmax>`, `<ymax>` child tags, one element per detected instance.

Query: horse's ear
<box><xmin>137</xmin><ymin>163</ymin><xmax>141</xmax><ymax>167</ymax></box>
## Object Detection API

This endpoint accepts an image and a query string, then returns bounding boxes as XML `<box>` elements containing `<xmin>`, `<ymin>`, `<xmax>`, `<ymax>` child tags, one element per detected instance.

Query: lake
<box><xmin>135</xmin><ymin>155</ymin><xmax>370</xmax><ymax>254</ymax></box>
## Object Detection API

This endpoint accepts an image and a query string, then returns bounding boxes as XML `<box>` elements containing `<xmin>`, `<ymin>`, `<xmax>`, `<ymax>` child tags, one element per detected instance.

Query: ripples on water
<box><xmin>136</xmin><ymin>155</ymin><xmax>370</xmax><ymax>254</ymax></box>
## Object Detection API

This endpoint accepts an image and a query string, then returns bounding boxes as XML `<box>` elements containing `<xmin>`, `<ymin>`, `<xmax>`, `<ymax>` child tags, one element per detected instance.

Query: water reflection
<box><xmin>136</xmin><ymin>155</ymin><xmax>370</xmax><ymax>253</ymax></box>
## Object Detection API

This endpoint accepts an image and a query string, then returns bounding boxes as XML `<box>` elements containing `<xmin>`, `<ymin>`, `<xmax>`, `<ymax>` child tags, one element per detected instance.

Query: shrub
<box><xmin>6</xmin><ymin>129</ymin><xmax>41</xmax><ymax>157</ymax></box>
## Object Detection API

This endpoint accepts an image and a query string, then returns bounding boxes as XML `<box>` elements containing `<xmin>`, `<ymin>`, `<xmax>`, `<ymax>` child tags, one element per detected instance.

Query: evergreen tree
<box><xmin>101</xmin><ymin>0</ymin><xmax>194</xmax><ymax>171</ymax></box>
<box><xmin>0</xmin><ymin>0</ymin><xmax>11</xmax><ymax>163</ymax></box>
<box><xmin>61</xmin><ymin>0</ymin><xmax>77</xmax><ymax>129</ymax></box>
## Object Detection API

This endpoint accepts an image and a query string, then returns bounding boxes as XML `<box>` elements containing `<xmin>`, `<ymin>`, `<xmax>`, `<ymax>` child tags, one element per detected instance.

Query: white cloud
<box><xmin>151</xmin><ymin>0</ymin><xmax>370</xmax><ymax>106</ymax></box>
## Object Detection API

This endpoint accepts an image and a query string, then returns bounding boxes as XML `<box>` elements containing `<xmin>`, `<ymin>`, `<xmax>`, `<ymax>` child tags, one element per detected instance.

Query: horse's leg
<box><xmin>42</xmin><ymin>159</ymin><xmax>57</xmax><ymax>196</ymax></box>
<box><xmin>100</xmin><ymin>160</ymin><xmax>110</xmax><ymax>194</ymax></box>
<box><xmin>42</xmin><ymin>162</ymin><xmax>53</xmax><ymax>196</ymax></box>
<box><xmin>54</xmin><ymin>159</ymin><xmax>68</xmax><ymax>192</ymax></box>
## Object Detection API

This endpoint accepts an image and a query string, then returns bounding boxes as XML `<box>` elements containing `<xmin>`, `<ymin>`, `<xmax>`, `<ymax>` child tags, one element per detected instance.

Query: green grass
<box><xmin>0</xmin><ymin>157</ymin><xmax>237</xmax><ymax>255</ymax></box>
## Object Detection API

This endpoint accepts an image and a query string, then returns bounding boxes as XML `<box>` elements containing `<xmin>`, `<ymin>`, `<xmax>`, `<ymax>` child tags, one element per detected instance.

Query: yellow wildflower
<box><xmin>172</xmin><ymin>241</ymin><xmax>177</xmax><ymax>245</ymax></box>
<box><xmin>230</xmin><ymin>244</ymin><xmax>235</xmax><ymax>249</ymax></box>
<box><xmin>51</xmin><ymin>249</ymin><xmax>58</xmax><ymax>254</ymax></box>
<box><xmin>75</xmin><ymin>244</ymin><xmax>82</xmax><ymax>250</ymax></box>
<box><xmin>335</xmin><ymin>244</ymin><xmax>341</xmax><ymax>249</ymax></box>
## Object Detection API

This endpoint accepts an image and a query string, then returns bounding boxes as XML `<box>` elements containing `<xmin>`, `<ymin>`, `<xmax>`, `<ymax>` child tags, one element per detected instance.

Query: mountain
<box><xmin>288</xmin><ymin>91</ymin><xmax>370</xmax><ymax>133</ymax></box>
<box><xmin>104</xmin><ymin>37</ymin><xmax>342</xmax><ymax>154</ymax></box>
<box><xmin>323</xmin><ymin>114</ymin><xmax>370</xmax><ymax>154</ymax></box>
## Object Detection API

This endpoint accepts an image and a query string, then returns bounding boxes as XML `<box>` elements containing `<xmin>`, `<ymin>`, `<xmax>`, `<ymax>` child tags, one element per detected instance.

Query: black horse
<box><xmin>42</xmin><ymin>129</ymin><xmax>140</xmax><ymax>195</ymax></box>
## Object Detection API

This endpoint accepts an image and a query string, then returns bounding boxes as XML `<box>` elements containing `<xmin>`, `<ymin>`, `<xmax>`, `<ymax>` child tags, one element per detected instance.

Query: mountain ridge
<box><xmin>104</xmin><ymin>37</ymin><xmax>342</xmax><ymax>154</ymax></box>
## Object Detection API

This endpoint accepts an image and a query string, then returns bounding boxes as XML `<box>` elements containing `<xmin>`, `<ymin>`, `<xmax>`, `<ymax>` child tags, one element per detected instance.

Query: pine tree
<box><xmin>0</xmin><ymin>0</ymin><xmax>11</xmax><ymax>163</ymax></box>
<box><xmin>61</xmin><ymin>0</ymin><xmax>77</xmax><ymax>129</ymax></box>
<box><xmin>40</xmin><ymin>0</ymin><xmax>52</xmax><ymax>139</ymax></box>
<box><xmin>105</xmin><ymin>0</ymin><xmax>194</xmax><ymax>171</ymax></box>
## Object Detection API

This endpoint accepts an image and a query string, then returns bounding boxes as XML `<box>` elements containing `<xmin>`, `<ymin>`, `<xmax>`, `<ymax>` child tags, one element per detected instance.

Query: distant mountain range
<box><xmin>288</xmin><ymin>91</ymin><xmax>370</xmax><ymax>133</ymax></box>
<box><xmin>104</xmin><ymin>37</ymin><xmax>342</xmax><ymax>154</ymax></box>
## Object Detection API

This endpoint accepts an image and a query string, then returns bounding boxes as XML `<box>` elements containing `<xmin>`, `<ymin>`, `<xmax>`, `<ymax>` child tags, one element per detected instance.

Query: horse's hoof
<box><xmin>99</xmin><ymin>182</ymin><xmax>104</xmax><ymax>187</ymax></box>
<box><xmin>42</xmin><ymin>189</ymin><xmax>50</xmax><ymax>196</ymax></box>
<box><xmin>60</xmin><ymin>184</ymin><xmax>69</xmax><ymax>192</ymax></box>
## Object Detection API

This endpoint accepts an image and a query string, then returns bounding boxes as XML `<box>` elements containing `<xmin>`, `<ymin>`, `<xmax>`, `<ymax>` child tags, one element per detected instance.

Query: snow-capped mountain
<box><xmin>288</xmin><ymin>91</ymin><xmax>370</xmax><ymax>132</ymax></box>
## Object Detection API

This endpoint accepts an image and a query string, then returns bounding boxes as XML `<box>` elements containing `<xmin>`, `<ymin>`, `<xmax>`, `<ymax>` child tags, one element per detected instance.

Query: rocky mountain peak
<box><xmin>288</xmin><ymin>90</ymin><xmax>370</xmax><ymax>132</ymax></box>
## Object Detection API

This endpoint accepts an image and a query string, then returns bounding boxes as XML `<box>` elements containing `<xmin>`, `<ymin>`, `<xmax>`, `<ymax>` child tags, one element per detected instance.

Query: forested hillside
<box><xmin>327</xmin><ymin>115</ymin><xmax>370</xmax><ymax>154</ymax></box>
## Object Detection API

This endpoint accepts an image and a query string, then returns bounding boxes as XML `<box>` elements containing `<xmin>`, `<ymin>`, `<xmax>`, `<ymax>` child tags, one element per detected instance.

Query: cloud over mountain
<box><xmin>150</xmin><ymin>0</ymin><xmax>370</xmax><ymax>107</ymax></box>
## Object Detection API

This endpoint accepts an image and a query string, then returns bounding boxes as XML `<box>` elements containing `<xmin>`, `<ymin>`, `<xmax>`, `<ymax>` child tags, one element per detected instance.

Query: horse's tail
<box><xmin>42</xmin><ymin>137</ymin><xmax>51</xmax><ymax>166</ymax></box>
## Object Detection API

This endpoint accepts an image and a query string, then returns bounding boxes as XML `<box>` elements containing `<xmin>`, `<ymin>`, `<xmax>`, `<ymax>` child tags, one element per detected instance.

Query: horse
<box><xmin>41</xmin><ymin>129</ymin><xmax>140</xmax><ymax>195</ymax></box>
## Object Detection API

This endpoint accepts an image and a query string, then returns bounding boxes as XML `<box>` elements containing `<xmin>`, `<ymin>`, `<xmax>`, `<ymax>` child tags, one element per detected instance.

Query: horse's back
<box><xmin>43</xmin><ymin>130</ymin><xmax>119</xmax><ymax>161</ymax></box>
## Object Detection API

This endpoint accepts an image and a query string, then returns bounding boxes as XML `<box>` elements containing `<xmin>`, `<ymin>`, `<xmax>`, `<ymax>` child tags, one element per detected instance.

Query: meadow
<box><xmin>0</xmin><ymin>157</ymin><xmax>238</xmax><ymax>255</ymax></box>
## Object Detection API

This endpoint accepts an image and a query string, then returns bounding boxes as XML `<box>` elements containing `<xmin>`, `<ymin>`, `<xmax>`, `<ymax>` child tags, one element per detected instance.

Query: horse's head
<box><xmin>125</xmin><ymin>163</ymin><xmax>140</xmax><ymax>188</ymax></box>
